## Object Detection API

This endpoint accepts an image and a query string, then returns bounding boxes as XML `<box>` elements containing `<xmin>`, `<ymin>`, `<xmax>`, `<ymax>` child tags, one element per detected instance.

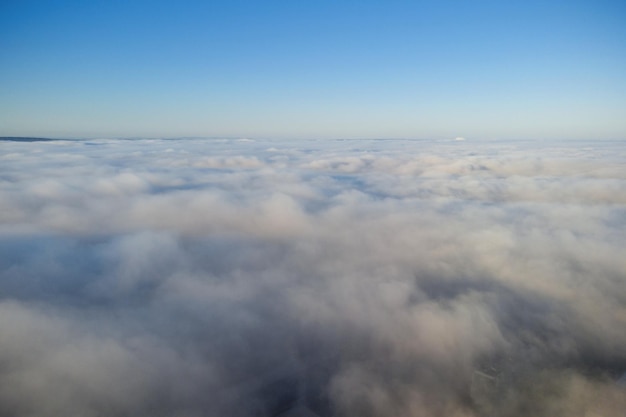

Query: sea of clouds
<box><xmin>0</xmin><ymin>137</ymin><xmax>625</xmax><ymax>416</ymax></box>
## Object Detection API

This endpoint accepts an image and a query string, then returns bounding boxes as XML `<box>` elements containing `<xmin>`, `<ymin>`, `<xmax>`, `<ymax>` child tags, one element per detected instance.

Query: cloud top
<box><xmin>0</xmin><ymin>138</ymin><xmax>625</xmax><ymax>416</ymax></box>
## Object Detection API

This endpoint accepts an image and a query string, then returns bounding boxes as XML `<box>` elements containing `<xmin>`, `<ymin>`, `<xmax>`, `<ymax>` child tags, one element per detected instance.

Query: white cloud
<box><xmin>0</xmin><ymin>138</ymin><xmax>624</xmax><ymax>416</ymax></box>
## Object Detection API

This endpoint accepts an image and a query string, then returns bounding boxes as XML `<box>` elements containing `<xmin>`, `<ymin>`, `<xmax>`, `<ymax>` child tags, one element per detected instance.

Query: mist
<box><xmin>0</xmin><ymin>137</ymin><xmax>624</xmax><ymax>416</ymax></box>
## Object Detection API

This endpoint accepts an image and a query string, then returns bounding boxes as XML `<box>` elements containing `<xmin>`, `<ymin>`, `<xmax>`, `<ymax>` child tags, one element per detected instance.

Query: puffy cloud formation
<box><xmin>0</xmin><ymin>137</ymin><xmax>625</xmax><ymax>416</ymax></box>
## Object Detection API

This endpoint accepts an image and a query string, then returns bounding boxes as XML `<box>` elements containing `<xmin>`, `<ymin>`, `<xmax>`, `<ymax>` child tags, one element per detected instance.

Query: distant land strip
<box><xmin>0</xmin><ymin>137</ymin><xmax>58</xmax><ymax>142</ymax></box>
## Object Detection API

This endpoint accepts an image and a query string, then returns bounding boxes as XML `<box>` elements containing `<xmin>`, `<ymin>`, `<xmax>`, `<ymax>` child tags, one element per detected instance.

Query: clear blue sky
<box><xmin>1</xmin><ymin>0</ymin><xmax>625</xmax><ymax>139</ymax></box>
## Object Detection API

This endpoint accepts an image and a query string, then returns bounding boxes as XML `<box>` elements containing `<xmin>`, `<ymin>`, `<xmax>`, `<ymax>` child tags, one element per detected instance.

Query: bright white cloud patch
<box><xmin>0</xmin><ymin>138</ymin><xmax>625</xmax><ymax>416</ymax></box>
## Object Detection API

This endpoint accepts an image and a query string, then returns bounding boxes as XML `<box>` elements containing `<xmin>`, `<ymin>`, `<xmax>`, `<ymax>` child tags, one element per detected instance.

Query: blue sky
<box><xmin>1</xmin><ymin>0</ymin><xmax>625</xmax><ymax>139</ymax></box>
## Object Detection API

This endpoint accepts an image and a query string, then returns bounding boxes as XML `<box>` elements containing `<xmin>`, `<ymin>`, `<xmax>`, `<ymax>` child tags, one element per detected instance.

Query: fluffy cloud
<box><xmin>0</xmin><ymin>138</ymin><xmax>624</xmax><ymax>416</ymax></box>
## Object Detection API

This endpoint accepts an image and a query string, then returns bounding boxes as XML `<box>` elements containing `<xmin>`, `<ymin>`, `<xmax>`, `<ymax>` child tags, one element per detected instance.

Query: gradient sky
<box><xmin>1</xmin><ymin>0</ymin><xmax>625</xmax><ymax>139</ymax></box>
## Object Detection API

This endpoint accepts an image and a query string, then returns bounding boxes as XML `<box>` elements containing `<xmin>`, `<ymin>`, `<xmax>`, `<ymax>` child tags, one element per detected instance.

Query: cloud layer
<box><xmin>1</xmin><ymin>138</ymin><xmax>625</xmax><ymax>416</ymax></box>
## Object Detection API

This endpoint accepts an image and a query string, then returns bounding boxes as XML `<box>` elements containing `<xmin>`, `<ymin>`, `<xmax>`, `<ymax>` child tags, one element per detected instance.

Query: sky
<box><xmin>1</xmin><ymin>0</ymin><xmax>625</xmax><ymax>139</ymax></box>
<box><xmin>1</xmin><ymin>137</ymin><xmax>626</xmax><ymax>416</ymax></box>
